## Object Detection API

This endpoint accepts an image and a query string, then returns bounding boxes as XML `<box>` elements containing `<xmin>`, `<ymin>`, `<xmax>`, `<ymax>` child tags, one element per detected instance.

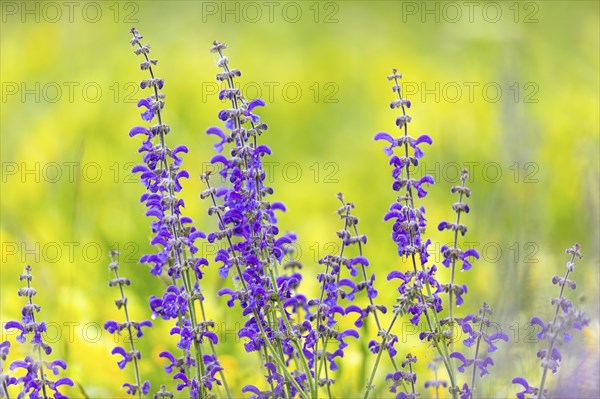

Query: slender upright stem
<box><xmin>469</xmin><ymin>307</ymin><xmax>488</xmax><ymax>399</ymax></box>
<box><xmin>198</xmin><ymin>299</ymin><xmax>232</xmax><ymax>398</ymax></box>
<box><xmin>354</xmin><ymin>223</ymin><xmax>400</xmax><ymax>373</ymax></box>
<box><xmin>363</xmin><ymin>313</ymin><xmax>399</xmax><ymax>399</ymax></box>
<box><xmin>537</xmin><ymin>255</ymin><xmax>575</xmax><ymax>399</ymax></box>
<box><xmin>322</xmin><ymin>354</ymin><xmax>333</xmax><ymax>399</ymax></box>
<box><xmin>448</xmin><ymin>178</ymin><xmax>467</xmax><ymax>345</ymax></box>
<box><xmin>393</xmin><ymin>74</ymin><xmax>457</xmax><ymax>395</ymax></box>
<box><xmin>409</xmin><ymin>363</ymin><xmax>416</xmax><ymax>395</ymax></box>
<box><xmin>314</xmin><ymin>203</ymin><xmax>351</xmax><ymax>399</ymax></box>
<box><xmin>111</xmin><ymin>264</ymin><xmax>143</xmax><ymax>399</ymax></box>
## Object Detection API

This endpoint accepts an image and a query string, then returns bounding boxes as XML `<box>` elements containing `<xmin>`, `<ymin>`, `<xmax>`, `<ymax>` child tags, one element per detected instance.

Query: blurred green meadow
<box><xmin>1</xmin><ymin>1</ymin><xmax>599</xmax><ymax>397</ymax></box>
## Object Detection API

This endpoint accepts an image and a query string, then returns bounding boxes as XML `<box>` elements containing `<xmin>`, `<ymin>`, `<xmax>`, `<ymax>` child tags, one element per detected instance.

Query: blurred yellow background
<box><xmin>1</xmin><ymin>1</ymin><xmax>598</xmax><ymax>398</ymax></box>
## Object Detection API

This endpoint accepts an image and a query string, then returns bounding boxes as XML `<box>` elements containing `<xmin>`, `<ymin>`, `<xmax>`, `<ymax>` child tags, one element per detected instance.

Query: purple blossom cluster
<box><xmin>2</xmin><ymin>266</ymin><xmax>73</xmax><ymax>399</ymax></box>
<box><xmin>309</xmin><ymin>195</ymin><xmax>381</xmax><ymax>396</ymax></box>
<box><xmin>437</xmin><ymin>169</ymin><xmax>480</xmax><ymax>315</ymax></box>
<box><xmin>2</xmin><ymin>29</ymin><xmax>592</xmax><ymax>399</ymax></box>
<box><xmin>126</xmin><ymin>28</ymin><xmax>226</xmax><ymax>398</ymax></box>
<box><xmin>201</xmin><ymin>42</ymin><xmax>386</xmax><ymax>399</ymax></box>
<box><xmin>200</xmin><ymin>40</ymin><xmax>309</xmax><ymax>398</ymax></box>
<box><xmin>370</xmin><ymin>69</ymin><xmax>452</xmax><ymax>399</ymax></box>
<box><xmin>375</xmin><ymin>69</ymin><xmax>440</xmax><ymax>326</ymax></box>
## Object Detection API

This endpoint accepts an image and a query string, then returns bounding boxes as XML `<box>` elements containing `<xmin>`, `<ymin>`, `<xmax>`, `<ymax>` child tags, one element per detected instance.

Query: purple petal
<box><xmin>414</xmin><ymin>134</ymin><xmax>433</xmax><ymax>146</ymax></box>
<box><xmin>247</xmin><ymin>98</ymin><xmax>266</xmax><ymax>112</ymax></box>
<box><xmin>206</xmin><ymin>126</ymin><xmax>226</xmax><ymax>139</ymax></box>
<box><xmin>103</xmin><ymin>320</ymin><xmax>120</xmax><ymax>334</ymax></box>
<box><xmin>347</xmin><ymin>256</ymin><xmax>369</xmax><ymax>267</ymax></box>
<box><xmin>210</xmin><ymin>154</ymin><xmax>229</xmax><ymax>166</ymax></box>
<box><xmin>129</xmin><ymin>126</ymin><xmax>150</xmax><ymax>137</ymax></box>
<box><xmin>373</xmin><ymin>132</ymin><xmax>395</xmax><ymax>144</ymax></box>
<box><xmin>172</xmin><ymin>145</ymin><xmax>189</xmax><ymax>155</ymax></box>
<box><xmin>53</xmin><ymin>377</ymin><xmax>74</xmax><ymax>387</ymax></box>
<box><xmin>242</xmin><ymin>385</ymin><xmax>262</xmax><ymax>395</ymax></box>
<box><xmin>137</xmin><ymin>98</ymin><xmax>151</xmax><ymax>108</ymax></box>
<box><xmin>203</xmin><ymin>332</ymin><xmax>218</xmax><ymax>344</ymax></box>
<box><xmin>462</xmin><ymin>248</ymin><xmax>480</xmax><ymax>259</ymax></box>
<box><xmin>387</xmin><ymin>271</ymin><xmax>405</xmax><ymax>280</ymax></box>
<box><xmin>254</xmin><ymin>144</ymin><xmax>271</xmax><ymax>156</ymax></box>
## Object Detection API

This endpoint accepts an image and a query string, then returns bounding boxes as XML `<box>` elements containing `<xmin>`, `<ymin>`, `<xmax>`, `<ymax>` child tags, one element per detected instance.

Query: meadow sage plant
<box><xmin>127</xmin><ymin>28</ymin><xmax>228</xmax><ymax>399</ymax></box>
<box><xmin>0</xmin><ymin>29</ymin><xmax>592</xmax><ymax>399</ymax></box>
<box><xmin>3</xmin><ymin>266</ymin><xmax>73</xmax><ymax>399</ymax></box>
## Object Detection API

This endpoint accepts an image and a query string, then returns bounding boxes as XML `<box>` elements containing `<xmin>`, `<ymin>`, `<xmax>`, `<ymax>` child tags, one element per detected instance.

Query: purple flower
<box><xmin>122</xmin><ymin>381</ymin><xmax>150</xmax><ymax>396</ymax></box>
<box><xmin>111</xmin><ymin>346</ymin><xmax>140</xmax><ymax>370</ymax></box>
<box><xmin>484</xmin><ymin>331</ymin><xmax>509</xmax><ymax>353</ymax></box>
<box><xmin>202</xmin><ymin>40</ymin><xmax>310</xmax><ymax>396</ymax></box>
<box><xmin>374</xmin><ymin>132</ymin><xmax>396</xmax><ymax>156</ymax></box>
<box><xmin>171</xmin><ymin>321</ymin><xmax>194</xmax><ymax>351</ymax></box>
<box><xmin>149</xmin><ymin>285</ymin><xmax>188</xmax><ymax>320</ymax></box>
<box><xmin>137</xmin><ymin>97</ymin><xmax>157</xmax><ymax>121</ymax></box>
<box><xmin>0</xmin><ymin>341</ymin><xmax>9</xmax><ymax>360</ymax></box>
<box><xmin>460</xmin><ymin>248</ymin><xmax>480</xmax><ymax>271</ymax></box>
<box><xmin>159</xmin><ymin>351</ymin><xmax>185</xmax><ymax>375</ymax></box>
<box><xmin>242</xmin><ymin>384</ymin><xmax>271</xmax><ymax>399</ymax></box>
<box><xmin>512</xmin><ymin>377</ymin><xmax>537</xmax><ymax>399</ymax></box>
<box><xmin>385</xmin><ymin>354</ymin><xmax>418</xmax><ymax>397</ymax></box>
<box><xmin>450</xmin><ymin>352</ymin><xmax>473</xmax><ymax>373</ymax></box>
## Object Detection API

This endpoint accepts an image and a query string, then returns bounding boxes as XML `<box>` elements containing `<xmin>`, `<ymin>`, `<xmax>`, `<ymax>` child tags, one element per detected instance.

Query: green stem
<box><xmin>181</xmin><ymin>270</ymin><xmax>207</xmax><ymax>398</ymax></box>
<box><xmin>354</xmin><ymin>224</ymin><xmax>400</xmax><ymax>373</ymax></box>
<box><xmin>409</xmin><ymin>363</ymin><xmax>416</xmax><ymax>395</ymax></box>
<box><xmin>198</xmin><ymin>299</ymin><xmax>232</xmax><ymax>399</ymax></box>
<box><xmin>266</xmin><ymin>304</ymin><xmax>294</xmax><ymax>397</ymax></box>
<box><xmin>255</xmin><ymin>319</ymin><xmax>309</xmax><ymax>399</ymax></box>
<box><xmin>267</xmin><ymin>269</ymin><xmax>313</xmax><ymax>392</ymax></box>
<box><xmin>1</xmin><ymin>371</ymin><xmax>10</xmax><ymax>399</ymax></box>
<box><xmin>363</xmin><ymin>313</ymin><xmax>399</xmax><ymax>399</ymax></box>
<box><xmin>322</xmin><ymin>353</ymin><xmax>333</xmax><ymax>399</ymax></box>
